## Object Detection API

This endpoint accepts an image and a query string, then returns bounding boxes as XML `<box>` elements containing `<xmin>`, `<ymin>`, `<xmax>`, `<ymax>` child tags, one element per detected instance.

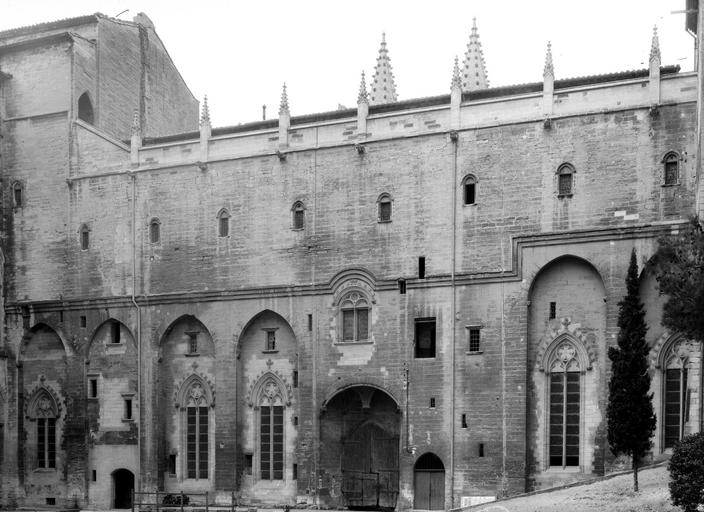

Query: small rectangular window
<box><xmin>549</xmin><ymin>302</ymin><xmax>556</xmax><ymax>320</ymax></box>
<box><xmin>293</xmin><ymin>463</ymin><xmax>298</xmax><ymax>480</ymax></box>
<box><xmin>187</xmin><ymin>332</ymin><xmax>198</xmax><ymax>354</ymax></box>
<box><xmin>379</xmin><ymin>200</ymin><xmax>392</xmax><ymax>222</ymax></box>
<box><xmin>111</xmin><ymin>322</ymin><xmax>120</xmax><ymax>343</ymax></box>
<box><xmin>429</xmin><ymin>397</ymin><xmax>436</xmax><ymax>408</ymax></box>
<box><xmin>245</xmin><ymin>453</ymin><xmax>253</xmax><ymax>475</ymax></box>
<box><xmin>219</xmin><ymin>216</ymin><xmax>229</xmax><ymax>237</ymax></box>
<box><xmin>168</xmin><ymin>454</ymin><xmax>177</xmax><ymax>475</ymax></box>
<box><xmin>418</xmin><ymin>257</ymin><xmax>426</xmax><ymax>279</ymax></box>
<box><xmin>46</xmin><ymin>498</ymin><xmax>56</xmax><ymax>506</ymax></box>
<box><xmin>13</xmin><ymin>184</ymin><xmax>23</xmax><ymax>207</ymax></box>
<box><xmin>415</xmin><ymin>318</ymin><xmax>436</xmax><ymax>358</ymax></box>
<box><xmin>293</xmin><ymin>370</ymin><xmax>298</xmax><ymax>388</ymax></box>
<box><xmin>468</xmin><ymin>328</ymin><xmax>481</xmax><ymax>352</ymax></box>
<box><xmin>464</xmin><ymin>183</ymin><xmax>476</xmax><ymax>205</ymax></box>
<box><xmin>398</xmin><ymin>278</ymin><xmax>406</xmax><ymax>295</ymax></box>
<box><xmin>266</xmin><ymin>330</ymin><xmax>276</xmax><ymax>351</ymax></box>
<box><xmin>81</xmin><ymin>229</ymin><xmax>90</xmax><ymax>250</ymax></box>
<box><xmin>59</xmin><ymin>311</ymin><xmax>64</xmax><ymax>323</ymax></box>
<box><xmin>558</xmin><ymin>173</ymin><xmax>573</xmax><ymax>196</ymax></box>
<box><xmin>478</xmin><ymin>443</ymin><xmax>485</xmax><ymax>457</ymax></box>
<box><xmin>461</xmin><ymin>414</ymin><xmax>467</xmax><ymax>428</ymax></box>
<box><xmin>88</xmin><ymin>378</ymin><xmax>98</xmax><ymax>398</ymax></box>
<box><xmin>124</xmin><ymin>399</ymin><xmax>133</xmax><ymax>420</ymax></box>
<box><xmin>80</xmin><ymin>316</ymin><xmax>87</xmax><ymax>328</ymax></box>
<box><xmin>92</xmin><ymin>469</ymin><xmax>97</xmax><ymax>482</ymax></box>
<box><xmin>307</xmin><ymin>314</ymin><xmax>313</xmax><ymax>331</ymax></box>
<box><xmin>294</xmin><ymin>416</ymin><xmax>299</xmax><ymax>426</ymax></box>
<box><xmin>665</xmin><ymin>159</ymin><xmax>678</xmax><ymax>185</ymax></box>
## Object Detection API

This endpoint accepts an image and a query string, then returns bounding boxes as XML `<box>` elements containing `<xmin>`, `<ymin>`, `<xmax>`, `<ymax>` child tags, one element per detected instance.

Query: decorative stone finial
<box><xmin>544</xmin><ymin>41</ymin><xmax>554</xmax><ymax>78</ymax></box>
<box><xmin>461</xmin><ymin>18</ymin><xmax>489</xmax><ymax>92</ymax></box>
<box><xmin>131</xmin><ymin>109</ymin><xmax>140</xmax><ymax>135</ymax></box>
<box><xmin>451</xmin><ymin>56</ymin><xmax>462</xmax><ymax>89</ymax></box>
<box><xmin>650</xmin><ymin>25</ymin><xmax>661</xmax><ymax>63</ymax></box>
<box><xmin>279</xmin><ymin>83</ymin><xmax>290</xmax><ymax>116</ymax></box>
<box><xmin>370</xmin><ymin>32</ymin><xmax>398</xmax><ymax>106</ymax></box>
<box><xmin>358</xmin><ymin>71</ymin><xmax>368</xmax><ymax>103</ymax></box>
<box><xmin>200</xmin><ymin>95</ymin><xmax>210</xmax><ymax>127</ymax></box>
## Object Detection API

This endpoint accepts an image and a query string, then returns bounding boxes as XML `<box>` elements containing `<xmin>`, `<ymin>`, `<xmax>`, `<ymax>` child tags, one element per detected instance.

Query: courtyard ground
<box><xmin>471</xmin><ymin>464</ymin><xmax>680</xmax><ymax>512</ymax></box>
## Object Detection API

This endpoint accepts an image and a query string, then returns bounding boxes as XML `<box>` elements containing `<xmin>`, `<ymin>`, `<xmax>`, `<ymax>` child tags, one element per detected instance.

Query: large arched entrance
<box><xmin>320</xmin><ymin>385</ymin><xmax>400</xmax><ymax>510</ymax></box>
<box><xmin>413</xmin><ymin>453</ymin><xmax>445</xmax><ymax>510</ymax></box>
<box><xmin>112</xmin><ymin>469</ymin><xmax>134</xmax><ymax>508</ymax></box>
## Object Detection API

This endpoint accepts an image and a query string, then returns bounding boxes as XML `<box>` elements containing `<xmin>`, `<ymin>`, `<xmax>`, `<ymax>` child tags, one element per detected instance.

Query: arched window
<box><xmin>79</xmin><ymin>224</ymin><xmax>90</xmax><ymax>250</ymax></box>
<box><xmin>28</xmin><ymin>389</ymin><xmax>58</xmax><ymax>469</ymax></box>
<box><xmin>462</xmin><ymin>175</ymin><xmax>477</xmax><ymax>205</ymax></box>
<box><xmin>149</xmin><ymin>218</ymin><xmax>160</xmax><ymax>244</ymax></box>
<box><xmin>378</xmin><ymin>193</ymin><xmax>392</xmax><ymax>222</ymax></box>
<box><xmin>661</xmin><ymin>338</ymin><xmax>695</xmax><ymax>448</ymax></box>
<box><xmin>179</xmin><ymin>377</ymin><xmax>211</xmax><ymax>480</ymax></box>
<box><xmin>546</xmin><ymin>339</ymin><xmax>581</xmax><ymax>468</ymax></box>
<box><xmin>217</xmin><ymin>209</ymin><xmax>230</xmax><ymax>237</ymax></box>
<box><xmin>663</xmin><ymin>152</ymin><xmax>680</xmax><ymax>186</ymax></box>
<box><xmin>556</xmin><ymin>164</ymin><xmax>575</xmax><ymax>197</ymax></box>
<box><xmin>255</xmin><ymin>375</ymin><xmax>287</xmax><ymax>481</ymax></box>
<box><xmin>12</xmin><ymin>181</ymin><xmax>24</xmax><ymax>208</ymax></box>
<box><xmin>78</xmin><ymin>92</ymin><xmax>94</xmax><ymax>124</ymax></box>
<box><xmin>340</xmin><ymin>291</ymin><xmax>370</xmax><ymax>342</ymax></box>
<box><xmin>292</xmin><ymin>201</ymin><xmax>305</xmax><ymax>230</ymax></box>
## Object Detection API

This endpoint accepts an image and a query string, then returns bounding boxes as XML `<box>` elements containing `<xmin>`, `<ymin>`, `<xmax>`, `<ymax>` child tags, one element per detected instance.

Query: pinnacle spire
<box><xmin>369</xmin><ymin>32</ymin><xmax>398</xmax><ymax>106</ymax></box>
<box><xmin>358</xmin><ymin>71</ymin><xmax>368</xmax><ymax>103</ymax></box>
<box><xmin>461</xmin><ymin>17</ymin><xmax>489</xmax><ymax>93</ymax></box>
<box><xmin>544</xmin><ymin>41</ymin><xmax>554</xmax><ymax>78</ymax></box>
<box><xmin>200</xmin><ymin>95</ymin><xmax>210</xmax><ymax>127</ymax></box>
<box><xmin>131</xmin><ymin>109</ymin><xmax>140</xmax><ymax>135</ymax></box>
<box><xmin>650</xmin><ymin>25</ymin><xmax>661</xmax><ymax>63</ymax></box>
<box><xmin>451</xmin><ymin>56</ymin><xmax>462</xmax><ymax>89</ymax></box>
<box><xmin>279</xmin><ymin>83</ymin><xmax>290</xmax><ymax>116</ymax></box>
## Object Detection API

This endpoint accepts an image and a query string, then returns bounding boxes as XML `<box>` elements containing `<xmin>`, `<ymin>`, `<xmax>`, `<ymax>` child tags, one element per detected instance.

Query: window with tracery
<box><xmin>663</xmin><ymin>152</ymin><xmax>679</xmax><ymax>186</ymax></box>
<box><xmin>292</xmin><ymin>201</ymin><xmax>305</xmax><ymax>230</ymax></box>
<box><xmin>184</xmin><ymin>380</ymin><xmax>209</xmax><ymax>479</ymax></box>
<box><xmin>662</xmin><ymin>339</ymin><xmax>693</xmax><ymax>449</ymax></box>
<box><xmin>340</xmin><ymin>292</ymin><xmax>370</xmax><ymax>342</ymax></box>
<box><xmin>29</xmin><ymin>390</ymin><xmax>58</xmax><ymax>469</ymax></box>
<box><xmin>258</xmin><ymin>378</ymin><xmax>285</xmax><ymax>480</ymax></box>
<box><xmin>547</xmin><ymin>341</ymin><xmax>580</xmax><ymax>468</ymax></box>
<box><xmin>557</xmin><ymin>164</ymin><xmax>575</xmax><ymax>196</ymax></box>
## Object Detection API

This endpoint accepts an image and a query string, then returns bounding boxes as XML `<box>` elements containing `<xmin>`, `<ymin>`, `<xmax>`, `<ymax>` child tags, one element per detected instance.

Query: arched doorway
<box><xmin>413</xmin><ymin>453</ymin><xmax>444</xmax><ymax>510</ymax></box>
<box><xmin>320</xmin><ymin>385</ymin><xmax>400</xmax><ymax>509</ymax></box>
<box><xmin>112</xmin><ymin>469</ymin><xmax>134</xmax><ymax>508</ymax></box>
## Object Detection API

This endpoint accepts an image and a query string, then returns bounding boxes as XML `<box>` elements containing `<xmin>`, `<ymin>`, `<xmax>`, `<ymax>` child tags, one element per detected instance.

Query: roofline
<box><xmin>142</xmin><ymin>65</ymin><xmax>682</xmax><ymax>147</ymax></box>
<box><xmin>0</xmin><ymin>32</ymin><xmax>74</xmax><ymax>54</ymax></box>
<box><xmin>0</xmin><ymin>14</ymin><xmax>100</xmax><ymax>40</ymax></box>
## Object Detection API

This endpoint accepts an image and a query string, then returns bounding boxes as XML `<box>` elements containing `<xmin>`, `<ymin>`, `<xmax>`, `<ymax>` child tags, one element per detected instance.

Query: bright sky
<box><xmin>0</xmin><ymin>1</ymin><xmax>696</xmax><ymax>128</ymax></box>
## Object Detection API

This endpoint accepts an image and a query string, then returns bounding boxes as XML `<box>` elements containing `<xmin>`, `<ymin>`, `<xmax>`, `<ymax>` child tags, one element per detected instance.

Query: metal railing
<box><xmin>132</xmin><ymin>490</ymin><xmax>239</xmax><ymax>512</ymax></box>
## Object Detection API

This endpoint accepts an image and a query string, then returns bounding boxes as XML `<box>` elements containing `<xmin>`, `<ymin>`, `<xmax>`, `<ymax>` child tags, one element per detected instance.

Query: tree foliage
<box><xmin>669</xmin><ymin>432</ymin><xmax>704</xmax><ymax>512</ymax></box>
<box><xmin>653</xmin><ymin>217</ymin><xmax>704</xmax><ymax>344</ymax></box>
<box><xmin>606</xmin><ymin>248</ymin><xmax>656</xmax><ymax>492</ymax></box>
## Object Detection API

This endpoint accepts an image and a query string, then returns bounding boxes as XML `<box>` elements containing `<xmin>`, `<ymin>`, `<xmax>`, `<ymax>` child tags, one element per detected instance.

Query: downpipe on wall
<box><xmin>449</xmin><ymin>130</ymin><xmax>459</xmax><ymax>506</ymax></box>
<box><xmin>130</xmin><ymin>171</ymin><xmax>142</xmax><ymax>493</ymax></box>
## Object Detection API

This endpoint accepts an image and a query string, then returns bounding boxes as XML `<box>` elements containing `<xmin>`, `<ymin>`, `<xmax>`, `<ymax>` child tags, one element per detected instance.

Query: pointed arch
<box><xmin>527</xmin><ymin>254</ymin><xmax>606</xmax><ymax>298</ymax></box>
<box><xmin>662</xmin><ymin>150</ymin><xmax>681</xmax><ymax>186</ymax></box>
<box><xmin>217</xmin><ymin>208</ymin><xmax>230</xmax><ymax>237</ymax></box>
<box><xmin>461</xmin><ymin>174</ymin><xmax>478</xmax><ymax>205</ymax></box>
<box><xmin>175</xmin><ymin>373</ymin><xmax>215</xmax><ymax>409</ymax></box>
<box><xmin>159</xmin><ymin>314</ymin><xmax>213</xmax><ymax>346</ymax></box>
<box><xmin>21</xmin><ymin>322</ymin><xmax>70</xmax><ymax>360</ymax></box>
<box><xmin>26</xmin><ymin>387</ymin><xmax>59</xmax><ymax>419</ymax></box>
<box><xmin>247</xmin><ymin>371</ymin><xmax>292</xmax><ymax>407</ymax></box>
<box><xmin>377</xmin><ymin>192</ymin><xmax>393</xmax><ymax>222</ymax></box>
<box><xmin>291</xmin><ymin>200</ymin><xmax>305</xmax><ymax>230</ymax></box>
<box><xmin>78</xmin><ymin>91</ymin><xmax>94</xmax><ymax>124</ymax></box>
<box><xmin>237</xmin><ymin>308</ymin><xmax>295</xmax><ymax>344</ymax></box>
<box><xmin>79</xmin><ymin>223</ymin><xmax>90</xmax><ymax>250</ymax></box>
<box><xmin>541</xmin><ymin>333</ymin><xmax>589</xmax><ymax>373</ymax></box>
<box><xmin>149</xmin><ymin>217</ymin><xmax>161</xmax><ymax>244</ymax></box>
<box><xmin>88</xmin><ymin>318</ymin><xmax>134</xmax><ymax>351</ymax></box>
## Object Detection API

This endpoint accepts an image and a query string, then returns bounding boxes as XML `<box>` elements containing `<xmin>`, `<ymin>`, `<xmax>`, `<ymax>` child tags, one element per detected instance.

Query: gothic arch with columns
<box><xmin>174</xmin><ymin>373</ymin><xmax>215</xmax><ymax>409</ymax></box>
<box><xmin>247</xmin><ymin>371</ymin><xmax>292</xmax><ymax>408</ymax></box>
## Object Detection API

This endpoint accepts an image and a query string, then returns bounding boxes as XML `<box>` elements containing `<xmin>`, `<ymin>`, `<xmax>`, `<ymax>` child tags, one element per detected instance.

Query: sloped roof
<box><xmin>0</xmin><ymin>14</ymin><xmax>100</xmax><ymax>39</ymax></box>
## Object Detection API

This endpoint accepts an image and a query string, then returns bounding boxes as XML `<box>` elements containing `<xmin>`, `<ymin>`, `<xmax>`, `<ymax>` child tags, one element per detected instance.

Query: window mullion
<box><xmin>562</xmin><ymin>371</ymin><xmax>567</xmax><ymax>469</ymax></box>
<box><xmin>679</xmin><ymin>368</ymin><xmax>685</xmax><ymax>441</ymax></box>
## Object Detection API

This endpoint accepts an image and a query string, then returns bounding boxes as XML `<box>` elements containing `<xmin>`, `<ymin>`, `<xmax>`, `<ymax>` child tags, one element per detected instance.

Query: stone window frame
<box><xmin>77</xmin><ymin>91</ymin><xmax>95</xmax><ymax>124</ymax></box>
<box><xmin>291</xmin><ymin>201</ymin><xmax>305</xmax><ymax>231</ymax></box>
<box><xmin>217</xmin><ymin>208</ymin><xmax>230</xmax><ymax>238</ymax></box>
<box><xmin>12</xmin><ymin>181</ymin><xmax>24</xmax><ymax>208</ymax></box>
<box><xmin>377</xmin><ymin>192</ymin><xmax>393</xmax><ymax>223</ymax></box>
<box><xmin>250</xmin><ymin>372</ymin><xmax>291</xmax><ymax>482</ymax></box>
<box><xmin>662</xmin><ymin>151</ymin><xmax>681</xmax><ymax>187</ymax></box>
<box><xmin>465</xmin><ymin>324</ymin><xmax>483</xmax><ymax>354</ymax></box>
<box><xmin>176</xmin><ymin>374</ymin><xmax>214</xmax><ymax>482</ymax></box>
<box><xmin>541</xmin><ymin>334</ymin><xmax>589</xmax><ymax>472</ymax></box>
<box><xmin>556</xmin><ymin>163</ymin><xmax>575</xmax><ymax>197</ymax></box>
<box><xmin>149</xmin><ymin>217</ymin><xmax>161</xmax><ymax>244</ymax></box>
<box><xmin>461</xmin><ymin>174</ymin><xmax>478</xmax><ymax>206</ymax></box>
<box><xmin>338</xmin><ymin>290</ymin><xmax>372</xmax><ymax>343</ymax></box>
<box><xmin>26</xmin><ymin>387</ymin><xmax>60</xmax><ymax>471</ymax></box>
<box><xmin>262</xmin><ymin>327</ymin><xmax>279</xmax><ymax>353</ymax></box>
<box><xmin>79</xmin><ymin>223</ymin><xmax>91</xmax><ymax>251</ymax></box>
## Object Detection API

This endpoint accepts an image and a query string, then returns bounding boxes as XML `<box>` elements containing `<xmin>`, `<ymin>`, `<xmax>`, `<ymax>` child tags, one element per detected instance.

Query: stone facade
<box><xmin>0</xmin><ymin>11</ymin><xmax>702</xmax><ymax>511</ymax></box>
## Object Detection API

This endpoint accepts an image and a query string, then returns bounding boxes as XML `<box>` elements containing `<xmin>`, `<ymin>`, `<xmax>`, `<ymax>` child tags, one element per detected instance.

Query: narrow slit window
<box><xmin>463</xmin><ymin>175</ymin><xmax>477</xmax><ymax>205</ymax></box>
<box><xmin>461</xmin><ymin>414</ymin><xmax>468</xmax><ymax>428</ymax></box>
<box><xmin>149</xmin><ymin>219</ymin><xmax>160</xmax><ymax>243</ymax></box>
<box><xmin>124</xmin><ymin>398</ymin><xmax>133</xmax><ymax>420</ymax></box>
<box><xmin>218</xmin><ymin>209</ymin><xmax>230</xmax><ymax>237</ymax></box>
<box><xmin>111</xmin><ymin>321</ymin><xmax>121</xmax><ymax>343</ymax></box>
<box><xmin>398</xmin><ymin>278</ymin><xmax>407</xmax><ymax>295</ymax></box>
<box><xmin>292</xmin><ymin>201</ymin><xmax>305</xmax><ymax>230</ymax></box>
<box><xmin>478</xmin><ymin>443</ymin><xmax>485</xmax><ymax>457</ymax></box>
<box><xmin>12</xmin><ymin>182</ymin><xmax>23</xmax><ymax>207</ymax></box>
<box><xmin>419</xmin><ymin>257</ymin><xmax>426</xmax><ymax>279</ymax></box>
<box><xmin>664</xmin><ymin>152</ymin><xmax>679</xmax><ymax>185</ymax></box>
<box><xmin>307</xmin><ymin>314</ymin><xmax>313</xmax><ymax>332</ymax></box>
<box><xmin>430</xmin><ymin>397</ymin><xmax>436</xmax><ymax>408</ymax></box>
<box><xmin>378</xmin><ymin>194</ymin><xmax>392</xmax><ymax>222</ymax></box>
<box><xmin>80</xmin><ymin>225</ymin><xmax>90</xmax><ymax>250</ymax></box>
<box><xmin>293</xmin><ymin>370</ymin><xmax>298</xmax><ymax>388</ymax></box>
<box><xmin>88</xmin><ymin>378</ymin><xmax>98</xmax><ymax>398</ymax></box>
<box><xmin>549</xmin><ymin>302</ymin><xmax>557</xmax><ymax>320</ymax></box>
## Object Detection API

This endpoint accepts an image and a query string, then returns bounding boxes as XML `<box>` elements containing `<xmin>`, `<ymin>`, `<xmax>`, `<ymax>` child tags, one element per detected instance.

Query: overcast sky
<box><xmin>0</xmin><ymin>1</ymin><xmax>696</xmax><ymax>127</ymax></box>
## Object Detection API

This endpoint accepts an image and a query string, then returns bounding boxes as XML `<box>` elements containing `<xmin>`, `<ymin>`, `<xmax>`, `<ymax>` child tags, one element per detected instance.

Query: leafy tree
<box><xmin>607</xmin><ymin>248</ymin><xmax>656</xmax><ymax>492</ymax></box>
<box><xmin>654</xmin><ymin>217</ymin><xmax>704</xmax><ymax>344</ymax></box>
<box><xmin>669</xmin><ymin>432</ymin><xmax>704</xmax><ymax>512</ymax></box>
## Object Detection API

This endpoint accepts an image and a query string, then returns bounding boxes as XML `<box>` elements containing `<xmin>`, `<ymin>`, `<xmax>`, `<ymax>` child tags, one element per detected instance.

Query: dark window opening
<box><xmin>415</xmin><ymin>318</ymin><xmax>436</xmax><ymax>358</ymax></box>
<box><xmin>398</xmin><ymin>278</ymin><xmax>407</xmax><ymax>295</ymax></box>
<box><xmin>557</xmin><ymin>165</ymin><xmax>574</xmax><ymax>196</ymax></box>
<box><xmin>187</xmin><ymin>406</ymin><xmax>209</xmax><ymax>479</ymax></box>
<box><xmin>218</xmin><ymin>212</ymin><xmax>230</xmax><ymax>237</ymax></box>
<box><xmin>665</xmin><ymin>367</ymin><xmax>688</xmax><ymax>449</ymax></box>
<box><xmin>464</xmin><ymin>182</ymin><xmax>476</xmax><ymax>205</ymax></box>
<box><xmin>13</xmin><ymin>182</ymin><xmax>23</xmax><ymax>207</ymax></box>
<box><xmin>379</xmin><ymin>196</ymin><xmax>392</xmax><ymax>222</ymax></box>
<box><xmin>245</xmin><ymin>454</ymin><xmax>253</xmax><ymax>475</ymax></box>
<box><xmin>664</xmin><ymin>153</ymin><xmax>679</xmax><ymax>185</ymax></box>
<box><xmin>37</xmin><ymin>417</ymin><xmax>56</xmax><ymax>469</ymax></box>
<box><xmin>187</xmin><ymin>332</ymin><xmax>198</xmax><ymax>354</ymax></box>
<box><xmin>430</xmin><ymin>397</ymin><xmax>436</xmax><ymax>408</ymax></box>
<box><xmin>265</xmin><ymin>330</ymin><xmax>276</xmax><ymax>351</ymax></box>
<box><xmin>419</xmin><ymin>257</ymin><xmax>426</xmax><ymax>279</ymax></box>
<box><xmin>89</xmin><ymin>378</ymin><xmax>98</xmax><ymax>398</ymax></box>
<box><xmin>59</xmin><ymin>311</ymin><xmax>64</xmax><ymax>323</ymax></box>
<box><xmin>478</xmin><ymin>443</ymin><xmax>485</xmax><ymax>457</ymax></box>
<box><xmin>168</xmin><ymin>454</ymin><xmax>177</xmax><ymax>475</ymax></box>
<box><xmin>80</xmin><ymin>316</ymin><xmax>87</xmax><ymax>328</ymax></box>
<box><xmin>124</xmin><ymin>399</ymin><xmax>132</xmax><ymax>420</ymax></box>
<box><xmin>260</xmin><ymin>405</ymin><xmax>284</xmax><ymax>480</ymax></box>
<box><xmin>307</xmin><ymin>314</ymin><xmax>313</xmax><ymax>331</ymax></box>
<box><xmin>461</xmin><ymin>414</ymin><xmax>467</xmax><ymax>428</ymax></box>
<box><xmin>78</xmin><ymin>92</ymin><xmax>94</xmax><ymax>124</ymax></box>
<box><xmin>111</xmin><ymin>321</ymin><xmax>121</xmax><ymax>343</ymax></box>
<box><xmin>293</xmin><ymin>463</ymin><xmax>298</xmax><ymax>480</ymax></box>
<box><xmin>294</xmin><ymin>416</ymin><xmax>299</xmax><ymax>426</ymax></box>
<box><xmin>549</xmin><ymin>302</ymin><xmax>557</xmax><ymax>320</ymax></box>
<box><xmin>293</xmin><ymin>370</ymin><xmax>298</xmax><ymax>388</ymax></box>
<box><xmin>549</xmin><ymin>372</ymin><xmax>580</xmax><ymax>468</ymax></box>
<box><xmin>292</xmin><ymin>202</ymin><xmax>305</xmax><ymax>230</ymax></box>
<box><xmin>150</xmin><ymin>220</ymin><xmax>160</xmax><ymax>243</ymax></box>
<box><xmin>80</xmin><ymin>226</ymin><xmax>90</xmax><ymax>250</ymax></box>
<box><xmin>92</xmin><ymin>469</ymin><xmax>97</xmax><ymax>482</ymax></box>
<box><xmin>46</xmin><ymin>498</ymin><xmax>56</xmax><ymax>506</ymax></box>
<box><xmin>468</xmin><ymin>328</ymin><xmax>481</xmax><ymax>352</ymax></box>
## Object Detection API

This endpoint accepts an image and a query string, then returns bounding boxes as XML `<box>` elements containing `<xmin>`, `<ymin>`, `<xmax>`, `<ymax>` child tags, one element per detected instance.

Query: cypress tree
<box><xmin>606</xmin><ymin>248</ymin><xmax>656</xmax><ymax>491</ymax></box>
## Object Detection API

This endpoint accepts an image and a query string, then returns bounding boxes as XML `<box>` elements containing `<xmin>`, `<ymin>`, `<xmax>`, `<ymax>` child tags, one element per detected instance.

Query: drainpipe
<box><xmin>130</xmin><ymin>171</ymin><xmax>142</xmax><ymax>492</ymax></box>
<box><xmin>449</xmin><ymin>130</ymin><xmax>459</xmax><ymax>507</ymax></box>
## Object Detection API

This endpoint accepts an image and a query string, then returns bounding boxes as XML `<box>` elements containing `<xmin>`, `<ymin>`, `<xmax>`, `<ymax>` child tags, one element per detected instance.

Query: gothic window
<box><xmin>662</xmin><ymin>339</ymin><xmax>694</xmax><ymax>449</ymax></box>
<box><xmin>292</xmin><ymin>201</ymin><xmax>305</xmax><ymax>230</ymax></box>
<box><xmin>663</xmin><ymin>152</ymin><xmax>680</xmax><ymax>186</ymax></box>
<box><xmin>80</xmin><ymin>224</ymin><xmax>90</xmax><ymax>250</ymax></box>
<box><xmin>462</xmin><ymin>175</ymin><xmax>477</xmax><ymax>205</ymax></box>
<box><xmin>29</xmin><ymin>390</ymin><xmax>58</xmax><ymax>469</ymax></box>
<box><xmin>340</xmin><ymin>292</ymin><xmax>370</xmax><ymax>342</ymax></box>
<box><xmin>182</xmin><ymin>379</ymin><xmax>210</xmax><ymax>480</ymax></box>
<box><xmin>12</xmin><ymin>181</ymin><xmax>23</xmax><ymax>208</ymax></box>
<box><xmin>149</xmin><ymin>218</ymin><xmax>161</xmax><ymax>244</ymax></box>
<box><xmin>557</xmin><ymin>164</ymin><xmax>575</xmax><ymax>197</ymax></box>
<box><xmin>78</xmin><ymin>92</ymin><xmax>94</xmax><ymax>124</ymax></box>
<box><xmin>217</xmin><ymin>209</ymin><xmax>230</xmax><ymax>237</ymax></box>
<box><xmin>547</xmin><ymin>341</ymin><xmax>581</xmax><ymax>468</ymax></box>
<box><xmin>256</xmin><ymin>377</ymin><xmax>287</xmax><ymax>481</ymax></box>
<box><xmin>378</xmin><ymin>193</ymin><xmax>392</xmax><ymax>222</ymax></box>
